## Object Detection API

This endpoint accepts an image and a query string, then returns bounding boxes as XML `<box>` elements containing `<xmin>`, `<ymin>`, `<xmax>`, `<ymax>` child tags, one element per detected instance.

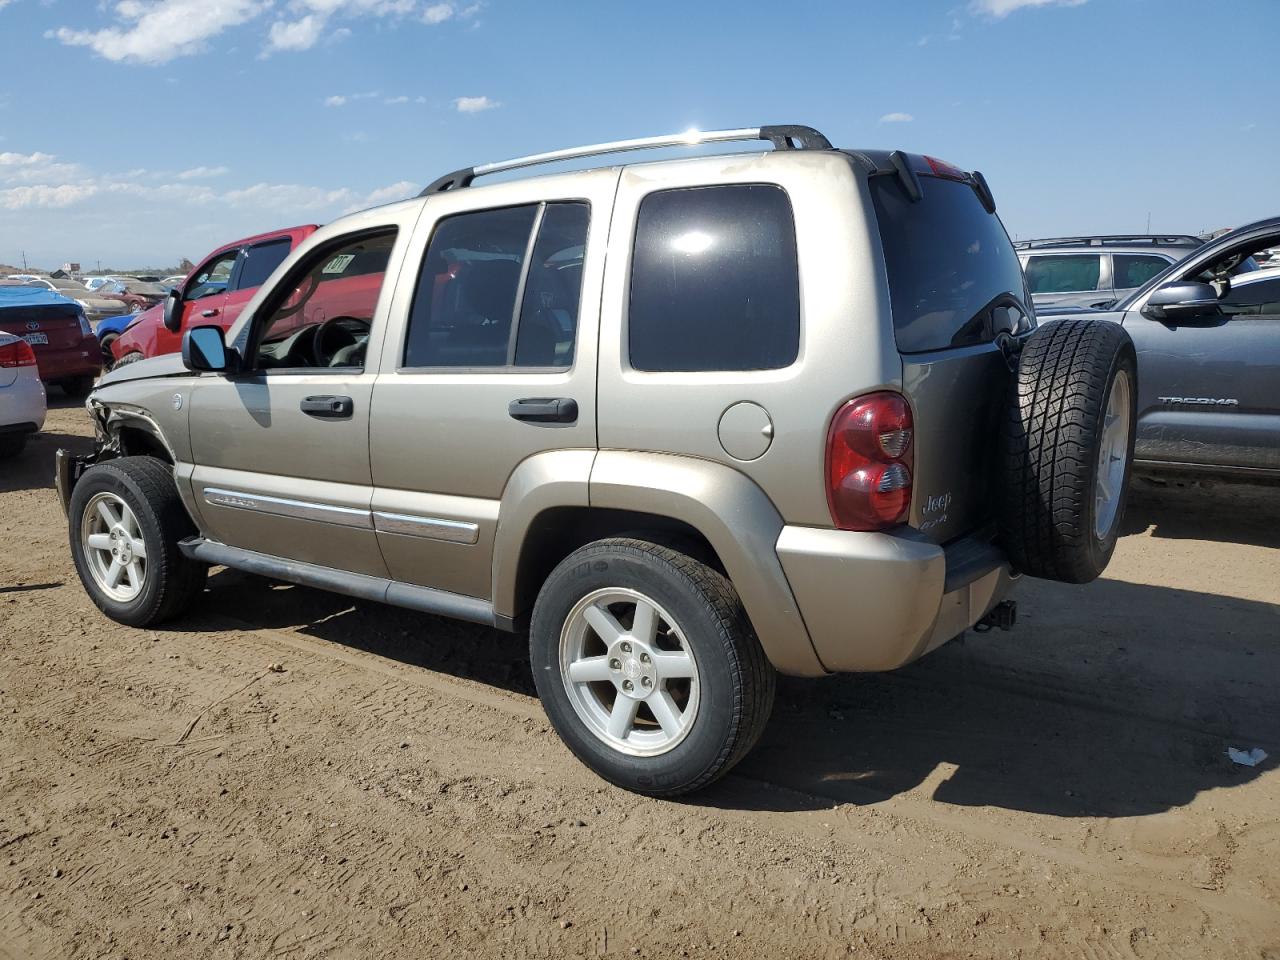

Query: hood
<box><xmin>95</xmin><ymin>351</ymin><xmax>193</xmax><ymax>388</ymax></box>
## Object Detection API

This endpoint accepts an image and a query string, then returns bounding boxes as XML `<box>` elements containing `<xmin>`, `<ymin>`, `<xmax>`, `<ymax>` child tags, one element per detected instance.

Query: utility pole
<box><xmin>21</xmin><ymin>251</ymin><xmax>27</xmax><ymax>271</ymax></box>
<box><xmin>1146</xmin><ymin>212</ymin><xmax>1151</xmax><ymax>233</ymax></box>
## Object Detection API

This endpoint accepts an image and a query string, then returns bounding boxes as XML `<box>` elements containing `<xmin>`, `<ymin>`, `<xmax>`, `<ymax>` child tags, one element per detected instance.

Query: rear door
<box><xmin>870</xmin><ymin>165</ymin><xmax>1031</xmax><ymax>543</ymax></box>
<box><xmin>368</xmin><ymin>170</ymin><xmax>611</xmax><ymax>601</ymax></box>
<box><xmin>1126</xmin><ymin>270</ymin><xmax>1280</xmax><ymax>473</ymax></box>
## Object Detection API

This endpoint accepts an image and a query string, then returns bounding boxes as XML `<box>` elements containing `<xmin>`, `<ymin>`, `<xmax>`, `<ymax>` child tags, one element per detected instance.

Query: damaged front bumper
<box><xmin>54</xmin><ymin>448</ymin><xmax>100</xmax><ymax>516</ymax></box>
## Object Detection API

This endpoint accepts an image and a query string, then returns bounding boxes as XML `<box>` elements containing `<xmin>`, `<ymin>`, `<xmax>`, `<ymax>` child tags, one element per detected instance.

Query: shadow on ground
<box><xmin>177</xmin><ymin>534</ymin><xmax>1277</xmax><ymax>822</ymax></box>
<box><xmin>0</xmin><ymin>431</ymin><xmax>94</xmax><ymax>494</ymax></box>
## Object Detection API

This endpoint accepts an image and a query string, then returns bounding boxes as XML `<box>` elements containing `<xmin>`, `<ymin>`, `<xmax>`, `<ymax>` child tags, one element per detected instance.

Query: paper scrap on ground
<box><xmin>1226</xmin><ymin>747</ymin><xmax>1268</xmax><ymax>767</ymax></box>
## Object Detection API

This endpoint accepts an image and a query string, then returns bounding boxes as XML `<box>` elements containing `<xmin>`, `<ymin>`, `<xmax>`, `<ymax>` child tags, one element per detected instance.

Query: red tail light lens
<box><xmin>826</xmin><ymin>392</ymin><xmax>914</xmax><ymax>531</ymax></box>
<box><xmin>0</xmin><ymin>338</ymin><xmax>37</xmax><ymax>368</ymax></box>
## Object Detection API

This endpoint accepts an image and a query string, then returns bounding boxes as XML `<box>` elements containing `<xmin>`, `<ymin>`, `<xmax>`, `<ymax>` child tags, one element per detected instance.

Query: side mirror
<box><xmin>182</xmin><ymin>325</ymin><xmax>237</xmax><ymax>373</ymax></box>
<box><xmin>1142</xmin><ymin>280</ymin><xmax>1221</xmax><ymax>321</ymax></box>
<box><xmin>162</xmin><ymin>288</ymin><xmax>183</xmax><ymax>333</ymax></box>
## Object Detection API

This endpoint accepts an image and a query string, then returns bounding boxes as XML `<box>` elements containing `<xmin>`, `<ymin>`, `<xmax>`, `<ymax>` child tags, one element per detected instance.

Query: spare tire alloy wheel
<box><xmin>999</xmin><ymin>317</ymin><xmax>1138</xmax><ymax>584</ymax></box>
<box><xmin>560</xmin><ymin>587</ymin><xmax>700</xmax><ymax>756</ymax></box>
<box><xmin>81</xmin><ymin>492</ymin><xmax>147</xmax><ymax>602</ymax></box>
<box><xmin>1093</xmin><ymin>368</ymin><xmax>1131</xmax><ymax>540</ymax></box>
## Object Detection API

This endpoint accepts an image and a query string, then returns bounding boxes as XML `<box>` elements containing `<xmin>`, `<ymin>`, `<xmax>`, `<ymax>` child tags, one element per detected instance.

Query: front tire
<box><xmin>68</xmin><ymin>457</ymin><xmax>206</xmax><ymax>626</ymax></box>
<box><xmin>530</xmin><ymin>538</ymin><xmax>775</xmax><ymax>797</ymax></box>
<box><xmin>99</xmin><ymin>333</ymin><xmax>119</xmax><ymax>368</ymax></box>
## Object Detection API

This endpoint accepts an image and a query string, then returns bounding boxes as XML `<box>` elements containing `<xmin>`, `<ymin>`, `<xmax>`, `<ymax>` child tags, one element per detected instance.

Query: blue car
<box><xmin>96</xmin><ymin>306</ymin><xmax>154</xmax><ymax>368</ymax></box>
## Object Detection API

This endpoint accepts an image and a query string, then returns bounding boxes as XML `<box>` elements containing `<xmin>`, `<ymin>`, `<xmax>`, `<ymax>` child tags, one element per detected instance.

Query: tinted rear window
<box><xmin>1024</xmin><ymin>254</ymin><xmax>1102</xmax><ymax>294</ymax></box>
<box><xmin>629</xmin><ymin>184</ymin><xmax>799</xmax><ymax>372</ymax></box>
<box><xmin>870</xmin><ymin>175</ymin><xmax>1026</xmax><ymax>353</ymax></box>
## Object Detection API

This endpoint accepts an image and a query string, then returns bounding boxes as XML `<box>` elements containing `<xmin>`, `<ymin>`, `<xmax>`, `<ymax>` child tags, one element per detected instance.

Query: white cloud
<box><xmin>52</xmin><ymin>0</ymin><xmax>432</xmax><ymax>64</ymax></box>
<box><xmin>51</xmin><ymin>0</ymin><xmax>269</xmax><ymax>65</ymax></box>
<box><xmin>970</xmin><ymin>0</ymin><xmax>1086</xmax><ymax>17</ymax></box>
<box><xmin>264</xmin><ymin>14</ymin><xmax>325</xmax><ymax>54</ymax></box>
<box><xmin>454</xmin><ymin>95</ymin><xmax>498</xmax><ymax>113</ymax></box>
<box><xmin>345</xmin><ymin>179</ymin><xmax>419</xmax><ymax>212</ymax></box>
<box><xmin>176</xmin><ymin>165</ymin><xmax>229</xmax><ymax>180</ymax></box>
<box><xmin>384</xmin><ymin>95</ymin><xmax>409</xmax><ymax>105</ymax></box>
<box><xmin>323</xmin><ymin>94</ymin><xmax>347</xmax><ymax>107</ymax></box>
<box><xmin>0</xmin><ymin>183</ymin><xmax>98</xmax><ymax>210</ymax></box>
<box><xmin>879</xmin><ymin>112</ymin><xmax>914</xmax><ymax>123</ymax></box>
<box><xmin>423</xmin><ymin>2</ymin><xmax>453</xmax><ymax>23</ymax></box>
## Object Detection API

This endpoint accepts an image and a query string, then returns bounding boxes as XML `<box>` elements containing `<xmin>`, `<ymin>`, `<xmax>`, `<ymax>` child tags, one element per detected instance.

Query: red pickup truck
<box><xmin>112</xmin><ymin>225</ymin><xmax>317</xmax><ymax>366</ymax></box>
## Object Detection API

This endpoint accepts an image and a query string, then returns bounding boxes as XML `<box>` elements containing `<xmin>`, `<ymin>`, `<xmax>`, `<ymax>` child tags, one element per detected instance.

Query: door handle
<box><xmin>201</xmin><ymin>308</ymin><xmax>220</xmax><ymax>318</ymax></box>
<box><xmin>300</xmin><ymin>395</ymin><xmax>354</xmax><ymax>419</ymax></box>
<box><xmin>508</xmin><ymin>397</ymin><xmax>578</xmax><ymax>424</ymax></box>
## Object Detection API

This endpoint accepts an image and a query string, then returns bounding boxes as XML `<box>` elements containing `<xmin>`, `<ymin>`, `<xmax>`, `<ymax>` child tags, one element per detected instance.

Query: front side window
<box><xmin>234</xmin><ymin>238</ymin><xmax>293</xmax><ymax>291</ymax></box>
<box><xmin>252</xmin><ymin>229</ymin><xmax>397</xmax><ymax>371</ymax></box>
<box><xmin>187</xmin><ymin>251</ymin><xmax>238</xmax><ymax>301</ymax></box>
<box><xmin>403</xmin><ymin>202</ymin><xmax>589</xmax><ymax>369</ymax></box>
<box><xmin>1023</xmin><ymin>254</ymin><xmax>1102</xmax><ymax>294</ymax></box>
<box><xmin>1220</xmin><ymin>276</ymin><xmax>1280</xmax><ymax>318</ymax></box>
<box><xmin>629</xmin><ymin>184</ymin><xmax>799</xmax><ymax>372</ymax></box>
<box><xmin>1112</xmin><ymin>254</ymin><xmax>1170</xmax><ymax>290</ymax></box>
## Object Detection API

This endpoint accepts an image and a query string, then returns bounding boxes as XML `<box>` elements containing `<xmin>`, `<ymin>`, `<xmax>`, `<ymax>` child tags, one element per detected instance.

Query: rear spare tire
<box><xmin>999</xmin><ymin>317</ymin><xmax>1137</xmax><ymax>583</ymax></box>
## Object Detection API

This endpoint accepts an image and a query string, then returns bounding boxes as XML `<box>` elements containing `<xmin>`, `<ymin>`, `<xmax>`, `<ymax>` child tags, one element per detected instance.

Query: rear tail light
<box><xmin>0</xmin><ymin>338</ymin><xmax>37</xmax><ymax>368</ymax></box>
<box><xmin>826</xmin><ymin>392</ymin><xmax>914</xmax><ymax>531</ymax></box>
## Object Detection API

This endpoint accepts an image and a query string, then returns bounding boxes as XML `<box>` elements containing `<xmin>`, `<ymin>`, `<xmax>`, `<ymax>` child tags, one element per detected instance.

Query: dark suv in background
<box><xmin>1016</xmin><ymin>235</ymin><xmax>1203</xmax><ymax>311</ymax></box>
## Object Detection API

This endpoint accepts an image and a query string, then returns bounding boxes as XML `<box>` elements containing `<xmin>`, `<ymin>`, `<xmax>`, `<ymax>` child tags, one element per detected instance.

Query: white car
<box><xmin>83</xmin><ymin>277</ymin><xmax>114</xmax><ymax>292</ymax></box>
<box><xmin>0</xmin><ymin>331</ymin><xmax>47</xmax><ymax>458</ymax></box>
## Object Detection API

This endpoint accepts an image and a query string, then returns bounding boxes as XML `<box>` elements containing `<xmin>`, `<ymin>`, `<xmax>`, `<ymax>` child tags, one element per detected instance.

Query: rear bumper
<box><xmin>776</xmin><ymin>526</ymin><xmax>1017</xmax><ymax>673</ymax></box>
<box><xmin>0</xmin><ymin>372</ymin><xmax>46</xmax><ymax>434</ymax></box>
<box><xmin>36</xmin><ymin>337</ymin><xmax>102</xmax><ymax>382</ymax></box>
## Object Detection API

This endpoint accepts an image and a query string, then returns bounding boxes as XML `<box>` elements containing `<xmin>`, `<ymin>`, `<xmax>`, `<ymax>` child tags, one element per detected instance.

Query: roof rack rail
<box><xmin>418</xmin><ymin>124</ymin><xmax>832</xmax><ymax>195</ymax></box>
<box><xmin>1012</xmin><ymin>234</ymin><xmax>1203</xmax><ymax>250</ymax></box>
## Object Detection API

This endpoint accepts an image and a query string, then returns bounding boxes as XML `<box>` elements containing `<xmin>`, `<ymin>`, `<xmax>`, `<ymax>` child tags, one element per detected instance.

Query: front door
<box><xmin>187</xmin><ymin>221</ymin><xmax>411</xmax><ymax>576</ymax></box>
<box><xmin>1126</xmin><ymin>257</ymin><xmax>1280</xmax><ymax>473</ymax></box>
<box><xmin>157</xmin><ymin>247</ymin><xmax>238</xmax><ymax>357</ymax></box>
<box><xmin>368</xmin><ymin>169</ymin><xmax>613</xmax><ymax>601</ymax></box>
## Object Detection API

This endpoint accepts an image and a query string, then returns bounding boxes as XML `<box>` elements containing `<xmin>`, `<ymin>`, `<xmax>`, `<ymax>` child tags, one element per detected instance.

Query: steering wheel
<box><xmin>312</xmin><ymin>315</ymin><xmax>371</xmax><ymax>367</ymax></box>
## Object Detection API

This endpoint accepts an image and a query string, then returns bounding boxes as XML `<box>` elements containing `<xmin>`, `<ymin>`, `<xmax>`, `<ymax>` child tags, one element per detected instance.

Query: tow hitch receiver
<box><xmin>975</xmin><ymin>600</ymin><xmax>1018</xmax><ymax>632</ymax></box>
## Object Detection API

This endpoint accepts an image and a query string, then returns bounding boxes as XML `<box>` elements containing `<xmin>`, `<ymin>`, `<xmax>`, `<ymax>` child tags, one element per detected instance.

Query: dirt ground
<box><xmin>1</xmin><ymin>398</ymin><xmax>1277</xmax><ymax>960</ymax></box>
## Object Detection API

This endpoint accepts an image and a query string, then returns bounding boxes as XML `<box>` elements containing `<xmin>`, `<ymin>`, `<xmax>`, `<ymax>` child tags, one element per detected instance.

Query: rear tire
<box><xmin>999</xmin><ymin>318</ymin><xmax>1137</xmax><ymax>583</ymax></box>
<box><xmin>530</xmin><ymin>538</ymin><xmax>775</xmax><ymax>797</ymax></box>
<box><xmin>68</xmin><ymin>457</ymin><xmax>206</xmax><ymax>626</ymax></box>
<box><xmin>59</xmin><ymin>375</ymin><xmax>95</xmax><ymax>398</ymax></box>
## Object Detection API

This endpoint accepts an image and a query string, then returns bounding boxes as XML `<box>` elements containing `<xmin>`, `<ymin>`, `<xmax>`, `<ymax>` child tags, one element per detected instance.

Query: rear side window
<box><xmin>1023</xmin><ymin>254</ymin><xmax>1102</xmax><ymax>294</ymax></box>
<box><xmin>629</xmin><ymin>185</ymin><xmax>799</xmax><ymax>372</ymax></box>
<box><xmin>235</xmin><ymin>238</ymin><xmax>293</xmax><ymax>291</ymax></box>
<box><xmin>403</xmin><ymin>202</ymin><xmax>589</xmax><ymax>369</ymax></box>
<box><xmin>871</xmin><ymin>175</ymin><xmax>1027</xmax><ymax>353</ymax></box>
<box><xmin>1112</xmin><ymin>253</ymin><xmax>1169</xmax><ymax>289</ymax></box>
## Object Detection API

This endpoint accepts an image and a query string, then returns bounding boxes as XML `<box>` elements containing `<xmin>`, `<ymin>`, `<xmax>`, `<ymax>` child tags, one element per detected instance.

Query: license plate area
<box><xmin>22</xmin><ymin>333</ymin><xmax>48</xmax><ymax>345</ymax></box>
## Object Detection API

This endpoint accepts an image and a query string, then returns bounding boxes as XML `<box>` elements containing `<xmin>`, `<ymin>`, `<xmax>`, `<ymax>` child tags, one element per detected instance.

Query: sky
<box><xmin>0</xmin><ymin>0</ymin><xmax>1276</xmax><ymax>269</ymax></box>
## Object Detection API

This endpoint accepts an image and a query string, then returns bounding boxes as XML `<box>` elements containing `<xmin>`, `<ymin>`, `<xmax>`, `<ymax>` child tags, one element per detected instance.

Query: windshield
<box><xmin>870</xmin><ymin>173</ymin><xmax>1028</xmax><ymax>353</ymax></box>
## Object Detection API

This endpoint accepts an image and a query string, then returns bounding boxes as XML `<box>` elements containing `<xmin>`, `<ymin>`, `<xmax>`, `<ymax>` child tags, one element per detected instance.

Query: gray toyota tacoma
<box><xmin>1037</xmin><ymin>216</ymin><xmax>1280</xmax><ymax>482</ymax></box>
<box><xmin>57</xmin><ymin>125</ymin><xmax>1136</xmax><ymax>795</ymax></box>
